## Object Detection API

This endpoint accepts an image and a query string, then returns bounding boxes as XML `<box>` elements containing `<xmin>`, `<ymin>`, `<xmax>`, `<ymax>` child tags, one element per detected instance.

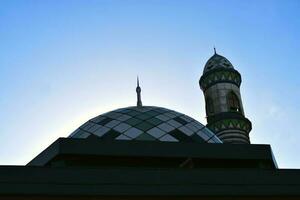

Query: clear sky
<box><xmin>0</xmin><ymin>0</ymin><xmax>299</xmax><ymax>168</ymax></box>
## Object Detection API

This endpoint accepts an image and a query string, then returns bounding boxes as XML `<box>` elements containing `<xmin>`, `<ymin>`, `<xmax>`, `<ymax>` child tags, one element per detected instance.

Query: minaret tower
<box><xmin>199</xmin><ymin>49</ymin><xmax>252</xmax><ymax>144</ymax></box>
<box><xmin>136</xmin><ymin>77</ymin><xmax>143</xmax><ymax>107</ymax></box>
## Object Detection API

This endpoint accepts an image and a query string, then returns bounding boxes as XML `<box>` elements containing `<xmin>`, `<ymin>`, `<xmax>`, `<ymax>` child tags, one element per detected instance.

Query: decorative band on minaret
<box><xmin>199</xmin><ymin>49</ymin><xmax>252</xmax><ymax>144</ymax></box>
<box><xmin>136</xmin><ymin>76</ymin><xmax>142</xmax><ymax>107</ymax></box>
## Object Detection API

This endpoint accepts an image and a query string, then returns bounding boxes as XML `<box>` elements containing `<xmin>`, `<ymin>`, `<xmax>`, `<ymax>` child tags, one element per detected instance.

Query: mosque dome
<box><xmin>69</xmin><ymin>106</ymin><xmax>222</xmax><ymax>143</ymax></box>
<box><xmin>203</xmin><ymin>53</ymin><xmax>234</xmax><ymax>74</ymax></box>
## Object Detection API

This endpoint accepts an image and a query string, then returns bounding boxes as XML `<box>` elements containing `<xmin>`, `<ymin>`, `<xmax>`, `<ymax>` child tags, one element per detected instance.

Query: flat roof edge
<box><xmin>27</xmin><ymin>138</ymin><xmax>276</xmax><ymax>168</ymax></box>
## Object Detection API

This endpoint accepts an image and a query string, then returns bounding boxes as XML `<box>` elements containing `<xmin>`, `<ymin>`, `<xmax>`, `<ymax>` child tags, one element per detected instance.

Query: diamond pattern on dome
<box><xmin>204</xmin><ymin>54</ymin><xmax>234</xmax><ymax>74</ymax></box>
<box><xmin>69</xmin><ymin>106</ymin><xmax>222</xmax><ymax>143</ymax></box>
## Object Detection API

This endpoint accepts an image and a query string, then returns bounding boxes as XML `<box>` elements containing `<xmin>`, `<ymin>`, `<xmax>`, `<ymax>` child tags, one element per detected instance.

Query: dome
<box><xmin>203</xmin><ymin>53</ymin><xmax>234</xmax><ymax>74</ymax></box>
<box><xmin>69</xmin><ymin>106</ymin><xmax>222</xmax><ymax>143</ymax></box>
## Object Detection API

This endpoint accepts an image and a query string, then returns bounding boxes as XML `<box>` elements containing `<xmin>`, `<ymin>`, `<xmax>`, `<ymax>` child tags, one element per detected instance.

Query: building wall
<box><xmin>204</xmin><ymin>82</ymin><xmax>244</xmax><ymax>116</ymax></box>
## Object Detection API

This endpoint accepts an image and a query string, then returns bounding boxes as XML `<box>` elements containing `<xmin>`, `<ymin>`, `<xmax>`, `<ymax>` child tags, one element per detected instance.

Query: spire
<box><xmin>214</xmin><ymin>46</ymin><xmax>217</xmax><ymax>54</ymax></box>
<box><xmin>136</xmin><ymin>76</ymin><xmax>142</xmax><ymax>107</ymax></box>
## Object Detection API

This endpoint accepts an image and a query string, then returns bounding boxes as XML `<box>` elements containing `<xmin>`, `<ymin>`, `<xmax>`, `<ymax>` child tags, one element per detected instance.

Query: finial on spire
<box><xmin>136</xmin><ymin>76</ymin><xmax>142</xmax><ymax>107</ymax></box>
<box><xmin>214</xmin><ymin>46</ymin><xmax>217</xmax><ymax>54</ymax></box>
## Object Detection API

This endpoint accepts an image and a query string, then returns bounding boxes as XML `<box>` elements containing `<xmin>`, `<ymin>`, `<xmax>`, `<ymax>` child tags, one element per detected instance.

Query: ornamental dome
<box><xmin>203</xmin><ymin>53</ymin><xmax>234</xmax><ymax>74</ymax></box>
<box><xmin>69</xmin><ymin>106</ymin><xmax>222</xmax><ymax>143</ymax></box>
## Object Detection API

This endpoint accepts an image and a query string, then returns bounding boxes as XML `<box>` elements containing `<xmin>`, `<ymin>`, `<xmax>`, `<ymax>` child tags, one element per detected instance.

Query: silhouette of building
<box><xmin>1</xmin><ymin>51</ymin><xmax>300</xmax><ymax>199</ymax></box>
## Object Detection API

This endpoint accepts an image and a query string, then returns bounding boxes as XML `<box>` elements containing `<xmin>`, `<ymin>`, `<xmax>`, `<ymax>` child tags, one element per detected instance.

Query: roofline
<box><xmin>27</xmin><ymin>138</ymin><xmax>277</xmax><ymax>168</ymax></box>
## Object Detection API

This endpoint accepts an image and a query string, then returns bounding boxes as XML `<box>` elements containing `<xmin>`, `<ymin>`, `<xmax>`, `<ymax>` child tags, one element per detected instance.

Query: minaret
<box><xmin>199</xmin><ymin>49</ymin><xmax>252</xmax><ymax>144</ymax></box>
<box><xmin>136</xmin><ymin>77</ymin><xmax>142</xmax><ymax>107</ymax></box>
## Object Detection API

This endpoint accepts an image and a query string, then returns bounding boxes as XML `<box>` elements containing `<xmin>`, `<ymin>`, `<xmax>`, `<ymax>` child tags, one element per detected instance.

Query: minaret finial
<box><xmin>136</xmin><ymin>76</ymin><xmax>142</xmax><ymax>107</ymax></box>
<box><xmin>214</xmin><ymin>46</ymin><xmax>217</xmax><ymax>54</ymax></box>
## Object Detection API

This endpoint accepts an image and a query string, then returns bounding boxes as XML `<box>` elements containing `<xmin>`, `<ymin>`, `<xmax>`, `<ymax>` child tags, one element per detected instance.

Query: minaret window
<box><xmin>227</xmin><ymin>91</ymin><xmax>241</xmax><ymax>112</ymax></box>
<box><xmin>206</xmin><ymin>97</ymin><xmax>214</xmax><ymax>114</ymax></box>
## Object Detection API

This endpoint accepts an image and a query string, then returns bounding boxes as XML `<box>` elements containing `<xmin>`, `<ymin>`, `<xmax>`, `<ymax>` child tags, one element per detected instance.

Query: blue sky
<box><xmin>0</xmin><ymin>0</ymin><xmax>299</xmax><ymax>168</ymax></box>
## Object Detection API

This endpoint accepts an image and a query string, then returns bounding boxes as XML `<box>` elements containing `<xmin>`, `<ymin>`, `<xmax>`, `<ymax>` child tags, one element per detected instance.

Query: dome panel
<box><xmin>204</xmin><ymin>53</ymin><xmax>234</xmax><ymax>74</ymax></box>
<box><xmin>69</xmin><ymin>106</ymin><xmax>222</xmax><ymax>143</ymax></box>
